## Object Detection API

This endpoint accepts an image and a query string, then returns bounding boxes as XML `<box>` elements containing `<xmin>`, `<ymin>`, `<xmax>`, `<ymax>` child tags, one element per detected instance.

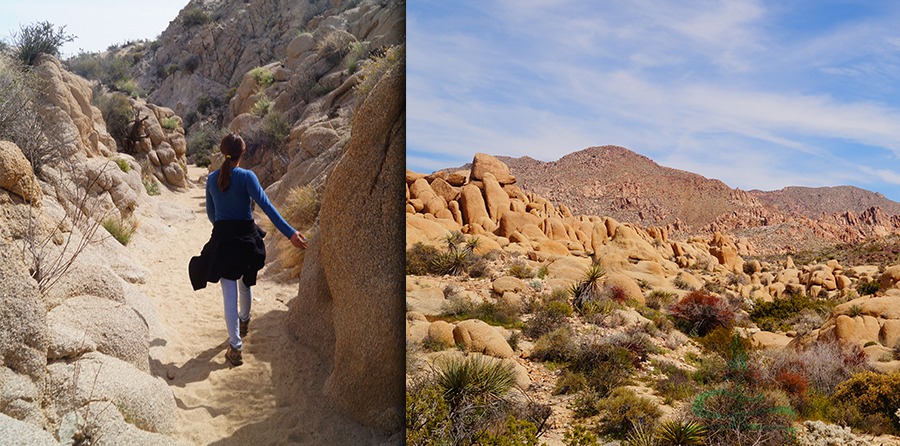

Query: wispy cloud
<box><xmin>409</xmin><ymin>1</ymin><xmax>900</xmax><ymax>200</ymax></box>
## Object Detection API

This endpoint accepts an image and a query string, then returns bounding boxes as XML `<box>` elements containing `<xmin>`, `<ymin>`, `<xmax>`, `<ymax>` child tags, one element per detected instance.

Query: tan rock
<box><xmin>427</xmin><ymin>321</ymin><xmax>455</xmax><ymax>347</ymax></box>
<box><xmin>470</xmin><ymin>153</ymin><xmax>515</xmax><ymax>184</ymax></box>
<box><xmin>547</xmin><ymin>257</ymin><xmax>592</xmax><ymax>281</ymax></box>
<box><xmin>452</xmin><ymin>319</ymin><xmax>514</xmax><ymax>358</ymax></box>
<box><xmin>544</xmin><ymin>218</ymin><xmax>569</xmax><ymax>241</ymax></box>
<box><xmin>459</xmin><ymin>183</ymin><xmax>489</xmax><ymax>226</ymax></box>
<box><xmin>0</xmin><ymin>141</ymin><xmax>41</xmax><ymax>205</ymax></box>
<box><xmin>534</xmin><ymin>240</ymin><xmax>570</xmax><ymax>256</ymax></box>
<box><xmin>881</xmin><ymin>265</ymin><xmax>900</xmax><ymax>290</ymax></box>
<box><xmin>751</xmin><ymin>331</ymin><xmax>792</xmax><ymax>349</ymax></box>
<box><xmin>604</xmin><ymin>274</ymin><xmax>645</xmax><ymax>306</ymax></box>
<box><xmin>708</xmin><ymin>232</ymin><xmax>743</xmax><ymax>273</ymax></box>
<box><xmin>430</xmin><ymin>177</ymin><xmax>459</xmax><ymax>202</ymax></box>
<box><xmin>881</xmin><ymin>320</ymin><xmax>900</xmax><ymax>349</ymax></box>
<box><xmin>492</xmin><ymin>276</ymin><xmax>527</xmax><ymax>295</ymax></box>
<box><xmin>482</xmin><ymin>173</ymin><xmax>511</xmax><ymax>222</ymax></box>
<box><xmin>446</xmin><ymin>170</ymin><xmax>469</xmax><ymax>186</ymax></box>
<box><xmin>498</xmin><ymin>211</ymin><xmax>542</xmax><ymax>238</ymax></box>
<box><xmin>409</xmin><ymin>178</ymin><xmax>436</xmax><ymax>201</ymax></box>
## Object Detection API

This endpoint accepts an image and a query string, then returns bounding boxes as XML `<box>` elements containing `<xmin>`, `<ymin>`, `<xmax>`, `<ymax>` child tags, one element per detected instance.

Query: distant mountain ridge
<box><xmin>484</xmin><ymin>146</ymin><xmax>900</xmax><ymax>252</ymax></box>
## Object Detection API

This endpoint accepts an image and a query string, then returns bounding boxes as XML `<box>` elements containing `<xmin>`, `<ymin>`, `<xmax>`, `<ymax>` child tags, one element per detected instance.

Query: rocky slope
<box><xmin>485</xmin><ymin>146</ymin><xmax>900</xmax><ymax>254</ymax></box>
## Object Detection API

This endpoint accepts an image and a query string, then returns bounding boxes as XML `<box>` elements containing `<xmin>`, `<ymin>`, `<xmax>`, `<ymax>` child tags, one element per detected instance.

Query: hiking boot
<box><xmin>239</xmin><ymin>317</ymin><xmax>250</xmax><ymax>337</ymax></box>
<box><xmin>225</xmin><ymin>344</ymin><xmax>243</xmax><ymax>366</ymax></box>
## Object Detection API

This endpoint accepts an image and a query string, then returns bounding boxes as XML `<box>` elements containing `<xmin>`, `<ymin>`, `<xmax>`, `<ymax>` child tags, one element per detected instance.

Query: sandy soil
<box><xmin>127</xmin><ymin>165</ymin><xmax>380</xmax><ymax>446</ymax></box>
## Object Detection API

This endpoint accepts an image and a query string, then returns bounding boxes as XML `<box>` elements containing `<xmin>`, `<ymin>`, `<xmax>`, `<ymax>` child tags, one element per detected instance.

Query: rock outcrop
<box><xmin>288</xmin><ymin>46</ymin><xmax>404</xmax><ymax>433</ymax></box>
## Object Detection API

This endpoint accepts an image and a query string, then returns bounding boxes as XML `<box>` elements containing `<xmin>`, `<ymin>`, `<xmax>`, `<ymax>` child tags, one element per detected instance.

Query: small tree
<box><xmin>11</xmin><ymin>21</ymin><xmax>76</xmax><ymax>66</ymax></box>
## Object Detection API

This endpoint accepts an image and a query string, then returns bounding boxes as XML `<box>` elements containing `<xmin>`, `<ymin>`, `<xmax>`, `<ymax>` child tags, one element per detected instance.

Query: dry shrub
<box><xmin>523</xmin><ymin>300</ymin><xmax>571</xmax><ymax>338</ymax></box>
<box><xmin>692</xmin><ymin>384</ymin><xmax>796</xmax><ymax>446</ymax></box>
<box><xmin>597</xmin><ymin>387</ymin><xmax>662</xmax><ymax>438</ymax></box>
<box><xmin>670</xmin><ymin>290</ymin><xmax>737</xmax><ymax>337</ymax></box>
<box><xmin>830</xmin><ymin>371</ymin><xmax>900</xmax><ymax>434</ymax></box>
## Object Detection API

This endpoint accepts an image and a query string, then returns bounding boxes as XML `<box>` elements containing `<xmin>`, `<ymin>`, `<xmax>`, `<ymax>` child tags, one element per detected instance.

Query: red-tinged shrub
<box><xmin>670</xmin><ymin>290</ymin><xmax>736</xmax><ymax>337</ymax></box>
<box><xmin>775</xmin><ymin>369</ymin><xmax>808</xmax><ymax>398</ymax></box>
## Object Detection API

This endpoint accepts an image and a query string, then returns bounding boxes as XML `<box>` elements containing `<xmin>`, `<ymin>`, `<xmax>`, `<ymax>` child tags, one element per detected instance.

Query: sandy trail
<box><xmin>127</xmin><ymin>165</ymin><xmax>374</xmax><ymax>445</ymax></box>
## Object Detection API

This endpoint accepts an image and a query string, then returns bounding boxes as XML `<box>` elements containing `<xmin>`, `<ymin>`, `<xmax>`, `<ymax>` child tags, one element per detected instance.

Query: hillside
<box><xmin>497</xmin><ymin>146</ymin><xmax>763</xmax><ymax>231</ymax></box>
<box><xmin>749</xmin><ymin>185</ymin><xmax>900</xmax><ymax>219</ymax></box>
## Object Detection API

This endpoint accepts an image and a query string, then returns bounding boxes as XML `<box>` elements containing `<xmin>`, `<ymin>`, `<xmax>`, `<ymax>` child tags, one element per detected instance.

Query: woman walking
<box><xmin>189</xmin><ymin>133</ymin><xmax>306</xmax><ymax>366</ymax></box>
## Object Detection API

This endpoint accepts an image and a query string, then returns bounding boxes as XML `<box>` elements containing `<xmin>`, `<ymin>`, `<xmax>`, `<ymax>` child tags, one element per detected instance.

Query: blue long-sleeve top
<box><xmin>206</xmin><ymin>167</ymin><xmax>296</xmax><ymax>239</ymax></box>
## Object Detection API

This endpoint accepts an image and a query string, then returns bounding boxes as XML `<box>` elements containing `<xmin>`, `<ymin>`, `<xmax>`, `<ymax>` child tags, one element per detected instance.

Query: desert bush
<box><xmin>355</xmin><ymin>44</ymin><xmax>404</xmax><ymax>103</ymax></box>
<box><xmin>11</xmin><ymin>21</ymin><xmax>75</xmax><ymax>66</ymax></box>
<box><xmin>530</xmin><ymin>326</ymin><xmax>577</xmax><ymax>363</ymax></box>
<box><xmin>196</xmin><ymin>94</ymin><xmax>221</xmax><ymax>114</ymax></box>
<box><xmin>566</xmin><ymin>339</ymin><xmax>638</xmax><ymax>397</ymax></box>
<box><xmin>345</xmin><ymin>40</ymin><xmax>368</xmax><ymax>74</ymax></box>
<box><xmin>831</xmin><ymin>371</ymin><xmax>900</xmax><ymax>433</ymax></box>
<box><xmin>466</xmin><ymin>300</ymin><xmax>522</xmax><ymax>328</ymax></box>
<box><xmin>317</xmin><ymin>30</ymin><xmax>354</xmax><ymax>64</ymax></box>
<box><xmin>524</xmin><ymin>300</ymin><xmax>572</xmax><ymax>338</ymax></box>
<box><xmin>674</xmin><ymin>275</ymin><xmax>694</xmax><ymax>290</ymax></box>
<box><xmin>437</xmin><ymin>354</ymin><xmax>514</xmax><ymax>407</ymax></box>
<box><xmin>95</xmin><ymin>92</ymin><xmax>134</xmax><ymax>150</ymax></box>
<box><xmin>182</xmin><ymin>8</ymin><xmax>211</xmax><ymax>27</ymax></box>
<box><xmin>185</xmin><ymin>126</ymin><xmax>226</xmax><ymax>167</ymax></box>
<box><xmin>250</xmin><ymin>94</ymin><xmax>271</xmax><ymax>116</ymax></box>
<box><xmin>858</xmin><ymin>279</ymin><xmax>880</xmax><ymax>296</ymax></box>
<box><xmin>654</xmin><ymin>362</ymin><xmax>701</xmax><ymax>404</ymax></box>
<box><xmin>406</xmin><ymin>383</ymin><xmax>451</xmax><ymax>445</ymax></box>
<box><xmin>260</xmin><ymin>111</ymin><xmax>290</xmax><ymax>147</ymax></box>
<box><xmin>507</xmin><ymin>261</ymin><xmax>534</xmax><ymax>279</ymax></box>
<box><xmin>433</xmin><ymin>249</ymin><xmax>475</xmax><ymax>276</ymax></box>
<box><xmin>181</xmin><ymin>55</ymin><xmax>201</xmax><ymax>74</ymax></box>
<box><xmin>161</xmin><ymin>117</ymin><xmax>179</xmax><ymax>130</ymax></box>
<box><xmin>697</xmin><ymin>327</ymin><xmax>754</xmax><ymax>362</ymax></box>
<box><xmin>0</xmin><ymin>57</ymin><xmax>71</xmax><ymax>173</ymax></box>
<box><xmin>749</xmin><ymin>294</ymin><xmax>833</xmax><ymax>332</ymax></box>
<box><xmin>467</xmin><ymin>258</ymin><xmax>490</xmax><ymax>278</ymax></box>
<box><xmin>563</xmin><ymin>425</ymin><xmax>601</xmax><ymax>446</ymax></box>
<box><xmin>646</xmin><ymin>290</ymin><xmax>676</xmax><ymax>310</ymax></box>
<box><xmin>406</xmin><ymin>242</ymin><xmax>442</xmax><ymax>275</ymax></box>
<box><xmin>670</xmin><ymin>290</ymin><xmax>737</xmax><ymax>337</ymax></box>
<box><xmin>597</xmin><ymin>387</ymin><xmax>662</xmax><ymax>438</ymax></box>
<box><xmin>114</xmin><ymin>158</ymin><xmax>131</xmax><ymax>173</ymax></box>
<box><xmin>248</xmin><ymin>66</ymin><xmax>274</xmax><ymax>90</ymax></box>
<box><xmin>692</xmin><ymin>384</ymin><xmax>796</xmax><ymax>446</ymax></box>
<box><xmin>113</xmin><ymin>78</ymin><xmax>137</xmax><ymax>97</ymax></box>
<box><xmin>142</xmin><ymin>176</ymin><xmax>160</xmax><ymax>196</ymax></box>
<box><xmin>479</xmin><ymin>415</ymin><xmax>541</xmax><ymax>446</ymax></box>
<box><xmin>102</xmin><ymin>216</ymin><xmax>138</xmax><ymax>245</ymax></box>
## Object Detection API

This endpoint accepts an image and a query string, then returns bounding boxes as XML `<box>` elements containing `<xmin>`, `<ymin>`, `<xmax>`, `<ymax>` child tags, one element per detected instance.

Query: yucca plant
<box><xmin>464</xmin><ymin>236</ymin><xmax>481</xmax><ymax>254</ymax></box>
<box><xmin>624</xmin><ymin>420</ymin><xmax>656</xmax><ymax>446</ymax></box>
<box><xmin>436</xmin><ymin>355</ymin><xmax>515</xmax><ymax>409</ymax></box>
<box><xmin>571</xmin><ymin>264</ymin><xmax>606</xmax><ymax>310</ymax></box>
<box><xmin>432</xmin><ymin>249</ymin><xmax>472</xmax><ymax>276</ymax></box>
<box><xmin>442</xmin><ymin>230</ymin><xmax>465</xmax><ymax>250</ymax></box>
<box><xmin>655</xmin><ymin>419</ymin><xmax>705</xmax><ymax>446</ymax></box>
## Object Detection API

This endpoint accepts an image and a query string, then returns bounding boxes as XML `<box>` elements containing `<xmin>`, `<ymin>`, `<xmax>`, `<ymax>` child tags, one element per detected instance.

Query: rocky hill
<box><xmin>484</xmin><ymin>146</ymin><xmax>900</xmax><ymax>253</ymax></box>
<box><xmin>749</xmin><ymin>185</ymin><xmax>900</xmax><ymax>219</ymax></box>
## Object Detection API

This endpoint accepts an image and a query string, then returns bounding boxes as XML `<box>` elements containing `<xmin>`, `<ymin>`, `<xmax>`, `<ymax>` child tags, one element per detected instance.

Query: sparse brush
<box><xmin>406</xmin><ymin>242</ymin><xmax>442</xmax><ymax>275</ymax></box>
<box><xmin>670</xmin><ymin>290</ymin><xmax>736</xmax><ymax>337</ymax></box>
<box><xmin>623</xmin><ymin>420</ymin><xmax>656</xmax><ymax>446</ymax></box>
<box><xmin>508</xmin><ymin>262</ymin><xmax>534</xmax><ymax>279</ymax></box>
<box><xmin>858</xmin><ymin>280</ymin><xmax>880</xmax><ymax>296</ymax></box>
<box><xmin>102</xmin><ymin>216</ymin><xmax>138</xmax><ymax>245</ymax></box>
<box><xmin>114</xmin><ymin>158</ymin><xmax>131</xmax><ymax>173</ymax></box>
<box><xmin>598</xmin><ymin>387</ymin><xmax>662</xmax><ymax>438</ymax></box>
<box><xmin>433</xmin><ymin>249</ymin><xmax>473</xmax><ymax>276</ymax></box>
<box><xmin>524</xmin><ymin>300</ymin><xmax>572</xmax><ymax>338</ymax></box>
<box><xmin>673</xmin><ymin>276</ymin><xmax>694</xmax><ymax>291</ymax></box>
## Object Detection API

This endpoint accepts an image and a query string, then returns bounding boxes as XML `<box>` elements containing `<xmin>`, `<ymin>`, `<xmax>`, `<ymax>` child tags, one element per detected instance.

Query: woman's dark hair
<box><xmin>217</xmin><ymin>133</ymin><xmax>245</xmax><ymax>192</ymax></box>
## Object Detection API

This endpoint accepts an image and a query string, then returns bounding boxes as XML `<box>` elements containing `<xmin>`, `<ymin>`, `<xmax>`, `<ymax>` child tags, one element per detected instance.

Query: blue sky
<box><xmin>408</xmin><ymin>1</ymin><xmax>900</xmax><ymax>202</ymax></box>
<box><xmin>0</xmin><ymin>0</ymin><xmax>186</xmax><ymax>56</ymax></box>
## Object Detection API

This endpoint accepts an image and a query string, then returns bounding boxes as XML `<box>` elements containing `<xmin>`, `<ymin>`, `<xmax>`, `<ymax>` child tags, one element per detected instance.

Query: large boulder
<box><xmin>47</xmin><ymin>352</ymin><xmax>177</xmax><ymax>435</ymax></box>
<box><xmin>289</xmin><ymin>50</ymin><xmax>404</xmax><ymax>433</ymax></box>
<box><xmin>0</xmin><ymin>413</ymin><xmax>58</xmax><ymax>446</ymax></box>
<box><xmin>0</xmin><ymin>141</ymin><xmax>42</xmax><ymax>205</ymax></box>
<box><xmin>470</xmin><ymin>153</ymin><xmax>515</xmax><ymax>184</ymax></box>
<box><xmin>452</xmin><ymin>320</ymin><xmax>514</xmax><ymax>359</ymax></box>
<box><xmin>0</xmin><ymin>243</ymin><xmax>46</xmax><ymax>382</ymax></box>
<box><xmin>47</xmin><ymin>295</ymin><xmax>150</xmax><ymax>372</ymax></box>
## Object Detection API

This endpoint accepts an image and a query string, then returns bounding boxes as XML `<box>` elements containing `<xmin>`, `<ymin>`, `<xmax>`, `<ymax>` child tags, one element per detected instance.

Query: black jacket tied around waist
<box><xmin>189</xmin><ymin>220</ymin><xmax>267</xmax><ymax>291</ymax></box>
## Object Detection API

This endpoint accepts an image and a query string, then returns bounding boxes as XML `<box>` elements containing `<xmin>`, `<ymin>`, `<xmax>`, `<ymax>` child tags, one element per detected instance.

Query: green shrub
<box><xmin>858</xmin><ymin>280</ymin><xmax>880</xmax><ymax>296</ymax></box>
<box><xmin>674</xmin><ymin>275</ymin><xmax>694</xmax><ymax>290</ymax></box>
<box><xmin>165</xmin><ymin>64</ymin><xmax>179</xmax><ymax>77</ymax></box>
<box><xmin>114</xmin><ymin>158</ymin><xmax>131</xmax><ymax>173</ymax></box>
<box><xmin>569</xmin><ymin>264</ymin><xmax>606</xmax><ymax>310</ymax></box>
<box><xmin>530</xmin><ymin>326</ymin><xmax>577</xmax><ymax>363</ymax></box>
<box><xmin>95</xmin><ymin>92</ymin><xmax>134</xmax><ymax>150</ymax></box>
<box><xmin>507</xmin><ymin>262</ymin><xmax>534</xmax><ymax>279</ymax></box>
<box><xmin>355</xmin><ymin>44</ymin><xmax>404</xmax><ymax>102</ymax></box>
<box><xmin>654</xmin><ymin>362</ymin><xmax>701</xmax><ymax>404</ymax></box>
<box><xmin>524</xmin><ymin>300</ymin><xmax>572</xmax><ymax>338</ymax></box>
<box><xmin>563</xmin><ymin>425</ymin><xmax>601</xmax><ymax>446</ymax></box>
<box><xmin>847</xmin><ymin>304</ymin><xmax>863</xmax><ymax>317</ymax></box>
<box><xmin>113</xmin><ymin>78</ymin><xmax>137</xmax><ymax>96</ymax></box>
<box><xmin>248</xmin><ymin>66</ymin><xmax>274</xmax><ymax>89</ymax></box>
<box><xmin>406</xmin><ymin>242</ymin><xmax>441</xmax><ymax>275</ymax></box>
<box><xmin>479</xmin><ymin>416</ymin><xmax>540</xmax><ymax>446</ymax></box>
<box><xmin>250</xmin><ymin>94</ymin><xmax>271</xmax><ymax>116</ymax></box>
<box><xmin>261</xmin><ymin>110</ymin><xmax>290</xmax><ymax>147</ymax></box>
<box><xmin>161</xmin><ymin>117</ymin><xmax>179</xmax><ymax>130</ymax></box>
<box><xmin>182</xmin><ymin>8</ymin><xmax>210</xmax><ymax>27</ymax></box>
<box><xmin>185</xmin><ymin>126</ymin><xmax>225</xmax><ymax>167</ymax></box>
<box><xmin>406</xmin><ymin>383</ymin><xmax>450</xmax><ymax>445</ymax></box>
<box><xmin>831</xmin><ymin>371</ymin><xmax>900</xmax><ymax>433</ymax></box>
<box><xmin>103</xmin><ymin>217</ymin><xmax>138</xmax><ymax>245</ymax></box>
<box><xmin>455</xmin><ymin>300</ymin><xmax>521</xmax><ymax>329</ymax></box>
<box><xmin>181</xmin><ymin>55</ymin><xmax>200</xmax><ymax>74</ymax></box>
<box><xmin>11</xmin><ymin>21</ymin><xmax>75</xmax><ymax>66</ymax></box>
<box><xmin>749</xmin><ymin>294</ymin><xmax>834</xmax><ymax>332</ymax></box>
<box><xmin>697</xmin><ymin>327</ymin><xmax>754</xmax><ymax>362</ymax></box>
<box><xmin>646</xmin><ymin>290</ymin><xmax>677</xmax><ymax>310</ymax></box>
<box><xmin>197</xmin><ymin>94</ymin><xmax>221</xmax><ymax>114</ymax></box>
<box><xmin>597</xmin><ymin>387</ymin><xmax>662</xmax><ymax>438</ymax></box>
<box><xmin>142</xmin><ymin>176</ymin><xmax>160</xmax><ymax>196</ymax></box>
<box><xmin>345</xmin><ymin>40</ymin><xmax>367</xmax><ymax>74</ymax></box>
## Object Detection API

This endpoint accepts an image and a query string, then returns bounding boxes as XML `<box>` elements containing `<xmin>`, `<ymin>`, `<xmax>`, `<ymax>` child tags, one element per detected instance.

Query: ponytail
<box><xmin>217</xmin><ymin>133</ymin><xmax>245</xmax><ymax>192</ymax></box>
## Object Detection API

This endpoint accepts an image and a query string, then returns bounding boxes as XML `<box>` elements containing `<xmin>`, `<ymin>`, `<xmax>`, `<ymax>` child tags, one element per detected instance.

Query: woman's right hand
<box><xmin>290</xmin><ymin>231</ymin><xmax>307</xmax><ymax>249</ymax></box>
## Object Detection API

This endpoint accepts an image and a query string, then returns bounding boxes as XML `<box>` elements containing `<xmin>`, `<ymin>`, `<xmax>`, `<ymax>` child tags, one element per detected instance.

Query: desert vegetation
<box><xmin>406</xmin><ymin>154</ymin><xmax>900</xmax><ymax>445</ymax></box>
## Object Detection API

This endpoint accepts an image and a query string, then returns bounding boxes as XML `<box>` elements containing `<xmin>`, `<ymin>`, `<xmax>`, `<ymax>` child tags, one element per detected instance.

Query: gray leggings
<box><xmin>221</xmin><ymin>277</ymin><xmax>251</xmax><ymax>349</ymax></box>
